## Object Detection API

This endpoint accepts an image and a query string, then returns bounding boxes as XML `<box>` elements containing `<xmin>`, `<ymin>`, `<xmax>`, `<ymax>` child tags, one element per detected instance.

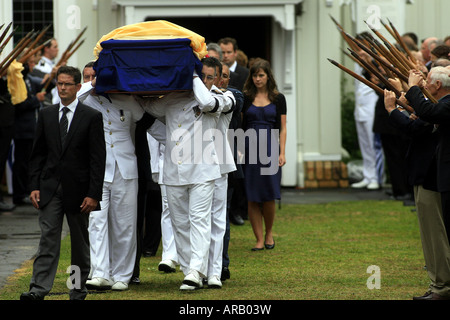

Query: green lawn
<box><xmin>0</xmin><ymin>200</ymin><xmax>429</xmax><ymax>300</ymax></box>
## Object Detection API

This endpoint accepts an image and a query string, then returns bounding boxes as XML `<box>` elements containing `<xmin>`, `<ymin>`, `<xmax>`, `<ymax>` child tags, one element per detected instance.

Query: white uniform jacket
<box><xmin>142</xmin><ymin>77</ymin><xmax>235</xmax><ymax>186</ymax></box>
<box><xmin>212</xmin><ymin>88</ymin><xmax>236</xmax><ymax>175</ymax></box>
<box><xmin>78</xmin><ymin>83</ymin><xmax>144</xmax><ymax>182</ymax></box>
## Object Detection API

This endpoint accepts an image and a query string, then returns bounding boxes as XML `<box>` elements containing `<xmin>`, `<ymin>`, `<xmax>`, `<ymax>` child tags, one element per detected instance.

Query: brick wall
<box><xmin>304</xmin><ymin>161</ymin><xmax>349</xmax><ymax>189</ymax></box>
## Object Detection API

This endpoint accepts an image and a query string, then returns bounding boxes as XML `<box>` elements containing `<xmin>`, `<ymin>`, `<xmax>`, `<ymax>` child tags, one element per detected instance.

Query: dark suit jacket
<box><xmin>406</xmin><ymin>86</ymin><xmax>450</xmax><ymax>192</ymax></box>
<box><xmin>388</xmin><ymin>109</ymin><xmax>438</xmax><ymax>189</ymax></box>
<box><xmin>0</xmin><ymin>78</ymin><xmax>14</xmax><ymax>128</ymax></box>
<box><xmin>229</xmin><ymin>64</ymin><xmax>249</xmax><ymax>92</ymax></box>
<box><xmin>13</xmin><ymin>75</ymin><xmax>42</xmax><ymax>140</ymax></box>
<box><xmin>29</xmin><ymin>101</ymin><xmax>106</xmax><ymax>213</ymax></box>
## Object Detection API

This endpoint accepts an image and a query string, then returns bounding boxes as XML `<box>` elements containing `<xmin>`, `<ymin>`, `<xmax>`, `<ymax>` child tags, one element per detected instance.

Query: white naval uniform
<box><xmin>35</xmin><ymin>56</ymin><xmax>54</xmax><ymax>74</ymax></box>
<box><xmin>147</xmin><ymin>128</ymin><xmax>178</xmax><ymax>264</ymax></box>
<box><xmin>354</xmin><ymin>63</ymin><xmax>379</xmax><ymax>185</ymax></box>
<box><xmin>142</xmin><ymin>77</ymin><xmax>235</xmax><ymax>277</ymax></box>
<box><xmin>208</xmin><ymin>88</ymin><xmax>236</xmax><ymax>279</ymax></box>
<box><xmin>78</xmin><ymin>84</ymin><xmax>144</xmax><ymax>284</ymax></box>
<box><xmin>34</xmin><ymin>56</ymin><xmax>59</xmax><ymax>104</ymax></box>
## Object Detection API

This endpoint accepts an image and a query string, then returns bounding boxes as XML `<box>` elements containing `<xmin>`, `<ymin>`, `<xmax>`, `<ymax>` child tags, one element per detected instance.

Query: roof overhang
<box><xmin>113</xmin><ymin>0</ymin><xmax>303</xmax><ymax>30</ymax></box>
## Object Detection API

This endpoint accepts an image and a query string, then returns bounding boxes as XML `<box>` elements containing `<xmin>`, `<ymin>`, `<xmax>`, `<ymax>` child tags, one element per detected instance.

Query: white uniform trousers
<box><xmin>166</xmin><ymin>181</ymin><xmax>215</xmax><ymax>277</ymax></box>
<box><xmin>88</xmin><ymin>163</ymin><xmax>138</xmax><ymax>283</ymax></box>
<box><xmin>160</xmin><ymin>185</ymin><xmax>178</xmax><ymax>263</ymax></box>
<box><xmin>355</xmin><ymin>120</ymin><xmax>378</xmax><ymax>184</ymax></box>
<box><xmin>208</xmin><ymin>174</ymin><xmax>228</xmax><ymax>278</ymax></box>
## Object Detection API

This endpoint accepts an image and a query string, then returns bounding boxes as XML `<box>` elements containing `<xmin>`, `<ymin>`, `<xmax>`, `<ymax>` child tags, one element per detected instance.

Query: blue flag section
<box><xmin>93</xmin><ymin>38</ymin><xmax>203</xmax><ymax>95</ymax></box>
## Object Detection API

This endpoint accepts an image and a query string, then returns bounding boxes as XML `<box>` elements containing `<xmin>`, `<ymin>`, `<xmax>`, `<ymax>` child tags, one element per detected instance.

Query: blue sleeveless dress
<box><xmin>244</xmin><ymin>103</ymin><xmax>281</xmax><ymax>202</ymax></box>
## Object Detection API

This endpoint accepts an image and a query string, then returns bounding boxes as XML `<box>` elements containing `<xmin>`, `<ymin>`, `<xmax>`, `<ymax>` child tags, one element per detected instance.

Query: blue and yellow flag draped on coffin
<box><xmin>93</xmin><ymin>20</ymin><xmax>207</xmax><ymax>95</ymax></box>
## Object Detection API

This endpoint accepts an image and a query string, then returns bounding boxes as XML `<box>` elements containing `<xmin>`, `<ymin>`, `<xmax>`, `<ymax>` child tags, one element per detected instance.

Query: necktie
<box><xmin>60</xmin><ymin>107</ymin><xmax>69</xmax><ymax>146</ymax></box>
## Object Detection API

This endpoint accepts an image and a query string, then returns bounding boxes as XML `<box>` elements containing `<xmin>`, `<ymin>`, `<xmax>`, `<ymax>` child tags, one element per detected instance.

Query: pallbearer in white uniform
<box><xmin>78</xmin><ymin>78</ymin><xmax>145</xmax><ymax>291</ymax></box>
<box><xmin>141</xmin><ymin>70</ymin><xmax>235</xmax><ymax>290</ymax></box>
<box><xmin>147</xmin><ymin>125</ymin><xmax>179</xmax><ymax>273</ymax></box>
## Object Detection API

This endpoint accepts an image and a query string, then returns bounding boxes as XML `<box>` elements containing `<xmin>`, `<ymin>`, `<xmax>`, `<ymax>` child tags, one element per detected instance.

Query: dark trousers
<box><xmin>133</xmin><ymin>180</ymin><xmax>162</xmax><ymax>278</ymax></box>
<box><xmin>0</xmin><ymin>126</ymin><xmax>13</xmax><ymax>202</ymax></box>
<box><xmin>12</xmin><ymin>138</ymin><xmax>33</xmax><ymax>202</ymax></box>
<box><xmin>29</xmin><ymin>185</ymin><xmax>90</xmax><ymax>300</ymax></box>
<box><xmin>143</xmin><ymin>187</ymin><xmax>162</xmax><ymax>252</ymax></box>
<box><xmin>440</xmin><ymin>191</ymin><xmax>450</xmax><ymax>246</ymax></box>
<box><xmin>380</xmin><ymin>133</ymin><xmax>412</xmax><ymax>197</ymax></box>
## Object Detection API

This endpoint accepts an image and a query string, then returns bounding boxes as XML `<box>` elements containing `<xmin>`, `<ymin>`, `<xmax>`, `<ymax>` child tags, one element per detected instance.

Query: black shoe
<box><xmin>142</xmin><ymin>250</ymin><xmax>155</xmax><ymax>257</ymax></box>
<box><xmin>221</xmin><ymin>267</ymin><xmax>230</xmax><ymax>281</ymax></box>
<box><xmin>251</xmin><ymin>247</ymin><xmax>264</xmax><ymax>251</ymax></box>
<box><xmin>413</xmin><ymin>291</ymin><xmax>433</xmax><ymax>300</ymax></box>
<box><xmin>20</xmin><ymin>292</ymin><xmax>43</xmax><ymax>300</ymax></box>
<box><xmin>395</xmin><ymin>193</ymin><xmax>413</xmax><ymax>201</ymax></box>
<box><xmin>0</xmin><ymin>201</ymin><xmax>15</xmax><ymax>211</ymax></box>
<box><xmin>264</xmin><ymin>240</ymin><xmax>275</xmax><ymax>250</ymax></box>
<box><xmin>230</xmin><ymin>214</ymin><xmax>244</xmax><ymax>226</ymax></box>
<box><xmin>130</xmin><ymin>277</ymin><xmax>140</xmax><ymax>285</ymax></box>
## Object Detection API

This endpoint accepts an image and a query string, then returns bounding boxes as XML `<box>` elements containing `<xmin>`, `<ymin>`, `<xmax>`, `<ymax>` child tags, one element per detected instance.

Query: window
<box><xmin>13</xmin><ymin>0</ymin><xmax>54</xmax><ymax>45</ymax></box>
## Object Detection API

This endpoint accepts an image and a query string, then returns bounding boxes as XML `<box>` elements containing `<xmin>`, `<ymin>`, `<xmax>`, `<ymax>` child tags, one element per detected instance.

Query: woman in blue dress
<box><xmin>242</xmin><ymin>59</ymin><xmax>287</xmax><ymax>251</ymax></box>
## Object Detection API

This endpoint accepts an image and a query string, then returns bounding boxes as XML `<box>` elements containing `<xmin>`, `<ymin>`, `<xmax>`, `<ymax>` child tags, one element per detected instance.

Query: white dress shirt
<box><xmin>59</xmin><ymin>98</ymin><xmax>78</xmax><ymax>130</ymax></box>
<box><xmin>229</xmin><ymin>61</ymin><xmax>237</xmax><ymax>73</ymax></box>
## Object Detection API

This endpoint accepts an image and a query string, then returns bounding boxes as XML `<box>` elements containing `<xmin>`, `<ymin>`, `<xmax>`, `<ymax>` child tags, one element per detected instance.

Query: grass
<box><xmin>0</xmin><ymin>200</ymin><xmax>429</xmax><ymax>301</ymax></box>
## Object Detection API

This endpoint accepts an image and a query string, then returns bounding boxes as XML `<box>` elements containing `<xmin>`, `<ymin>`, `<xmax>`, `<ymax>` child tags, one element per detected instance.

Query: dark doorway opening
<box><xmin>144</xmin><ymin>16</ymin><xmax>273</xmax><ymax>65</ymax></box>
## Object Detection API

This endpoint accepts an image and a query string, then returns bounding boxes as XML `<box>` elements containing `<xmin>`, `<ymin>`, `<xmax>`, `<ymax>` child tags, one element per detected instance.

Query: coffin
<box><xmin>93</xmin><ymin>38</ymin><xmax>203</xmax><ymax>95</ymax></box>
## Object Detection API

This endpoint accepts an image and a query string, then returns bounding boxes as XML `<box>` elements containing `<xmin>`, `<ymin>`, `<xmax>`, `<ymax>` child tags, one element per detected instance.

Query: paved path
<box><xmin>0</xmin><ymin>187</ymin><xmax>392</xmax><ymax>291</ymax></box>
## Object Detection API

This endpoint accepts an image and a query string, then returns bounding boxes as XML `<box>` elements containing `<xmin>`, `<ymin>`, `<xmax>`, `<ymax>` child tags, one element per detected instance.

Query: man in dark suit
<box><xmin>218</xmin><ymin>37</ymin><xmax>248</xmax><ymax>225</ymax></box>
<box><xmin>403</xmin><ymin>66</ymin><xmax>450</xmax><ymax>300</ymax></box>
<box><xmin>406</xmin><ymin>67</ymin><xmax>450</xmax><ymax>239</ymax></box>
<box><xmin>0</xmin><ymin>77</ymin><xmax>15</xmax><ymax>212</ymax></box>
<box><xmin>218</xmin><ymin>37</ymin><xmax>249</xmax><ymax>91</ymax></box>
<box><xmin>20</xmin><ymin>66</ymin><xmax>106</xmax><ymax>300</ymax></box>
<box><xmin>385</xmin><ymin>89</ymin><xmax>449</xmax><ymax>300</ymax></box>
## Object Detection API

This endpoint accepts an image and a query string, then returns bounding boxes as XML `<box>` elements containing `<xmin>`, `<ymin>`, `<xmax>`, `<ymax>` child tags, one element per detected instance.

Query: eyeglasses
<box><xmin>201</xmin><ymin>74</ymin><xmax>215</xmax><ymax>81</ymax></box>
<box><xmin>57</xmin><ymin>82</ymin><xmax>76</xmax><ymax>87</ymax></box>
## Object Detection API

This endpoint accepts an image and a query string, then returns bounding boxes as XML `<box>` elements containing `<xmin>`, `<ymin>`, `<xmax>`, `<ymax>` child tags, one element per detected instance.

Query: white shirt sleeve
<box><xmin>147</xmin><ymin>118</ymin><xmax>166</xmax><ymax>144</ymax></box>
<box><xmin>77</xmin><ymin>81</ymin><xmax>94</xmax><ymax>102</ymax></box>
<box><xmin>135</xmin><ymin>95</ymin><xmax>167</xmax><ymax>119</ymax></box>
<box><xmin>192</xmin><ymin>76</ymin><xmax>218</xmax><ymax>112</ymax></box>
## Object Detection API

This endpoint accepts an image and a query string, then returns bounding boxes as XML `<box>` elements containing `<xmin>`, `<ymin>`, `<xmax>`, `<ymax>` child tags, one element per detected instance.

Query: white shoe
<box><xmin>367</xmin><ymin>182</ymin><xmax>380</xmax><ymax>190</ymax></box>
<box><xmin>351</xmin><ymin>180</ymin><xmax>369</xmax><ymax>189</ymax></box>
<box><xmin>182</xmin><ymin>270</ymin><xmax>203</xmax><ymax>289</ymax></box>
<box><xmin>158</xmin><ymin>260</ymin><xmax>176</xmax><ymax>273</ymax></box>
<box><xmin>180</xmin><ymin>284</ymin><xmax>198</xmax><ymax>291</ymax></box>
<box><xmin>111</xmin><ymin>281</ymin><xmax>129</xmax><ymax>291</ymax></box>
<box><xmin>207</xmin><ymin>275</ymin><xmax>222</xmax><ymax>289</ymax></box>
<box><xmin>86</xmin><ymin>277</ymin><xmax>112</xmax><ymax>290</ymax></box>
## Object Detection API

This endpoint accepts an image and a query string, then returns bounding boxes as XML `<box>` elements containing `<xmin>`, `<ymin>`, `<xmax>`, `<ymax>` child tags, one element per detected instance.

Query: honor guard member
<box><xmin>34</xmin><ymin>38</ymin><xmax>60</xmax><ymax>105</ymax></box>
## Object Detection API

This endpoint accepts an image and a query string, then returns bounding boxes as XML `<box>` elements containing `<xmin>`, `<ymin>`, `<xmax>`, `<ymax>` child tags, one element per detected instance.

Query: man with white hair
<box><xmin>405</xmin><ymin>66</ymin><xmax>450</xmax><ymax>300</ymax></box>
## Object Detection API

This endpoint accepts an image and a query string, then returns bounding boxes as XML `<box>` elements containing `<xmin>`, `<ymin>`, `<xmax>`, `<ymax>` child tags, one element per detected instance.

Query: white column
<box><xmin>271</xmin><ymin>14</ymin><xmax>298</xmax><ymax>187</ymax></box>
<box><xmin>0</xmin><ymin>0</ymin><xmax>13</xmax><ymax>61</ymax></box>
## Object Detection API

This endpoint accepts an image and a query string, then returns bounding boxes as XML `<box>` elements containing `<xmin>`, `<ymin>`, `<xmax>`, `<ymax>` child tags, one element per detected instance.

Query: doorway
<box><xmin>144</xmin><ymin>16</ymin><xmax>273</xmax><ymax>65</ymax></box>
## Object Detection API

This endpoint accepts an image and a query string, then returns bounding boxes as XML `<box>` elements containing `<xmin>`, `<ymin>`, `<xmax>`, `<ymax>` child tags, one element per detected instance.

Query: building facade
<box><xmin>2</xmin><ymin>0</ymin><xmax>450</xmax><ymax>189</ymax></box>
